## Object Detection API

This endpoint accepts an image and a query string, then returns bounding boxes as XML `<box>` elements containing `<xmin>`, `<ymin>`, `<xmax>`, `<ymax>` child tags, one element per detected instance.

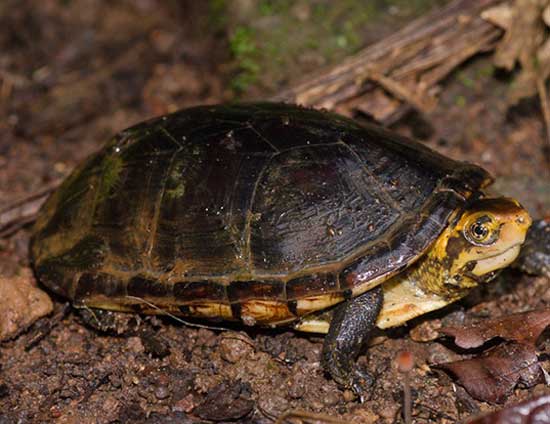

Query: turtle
<box><xmin>31</xmin><ymin>102</ymin><xmax>535</xmax><ymax>395</ymax></box>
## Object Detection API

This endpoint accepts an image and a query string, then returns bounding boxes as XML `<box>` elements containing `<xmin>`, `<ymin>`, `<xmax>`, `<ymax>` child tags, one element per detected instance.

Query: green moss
<box><xmin>477</xmin><ymin>63</ymin><xmax>495</xmax><ymax>78</ymax></box>
<box><xmin>219</xmin><ymin>0</ymin><xmax>446</xmax><ymax>96</ymax></box>
<box><xmin>454</xmin><ymin>95</ymin><xmax>466</xmax><ymax>107</ymax></box>
<box><xmin>164</xmin><ymin>160</ymin><xmax>188</xmax><ymax>199</ymax></box>
<box><xmin>458</xmin><ymin>72</ymin><xmax>475</xmax><ymax>88</ymax></box>
<box><xmin>99</xmin><ymin>153</ymin><xmax>124</xmax><ymax>201</ymax></box>
<box><xmin>229</xmin><ymin>26</ymin><xmax>260</xmax><ymax>94</ymax></box>
<box><xmin>208</xmin><ymin>0</ymin><xmax>228</xmax><ymax>30</ymax></box>
<box><xmin>265</xmin><ymin>359</ymin><xmax>277</xmax><ymax>371</ymax></box>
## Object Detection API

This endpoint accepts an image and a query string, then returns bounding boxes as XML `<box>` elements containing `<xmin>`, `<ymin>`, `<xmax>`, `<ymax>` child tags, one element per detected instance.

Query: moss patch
<box><xmin>216</xmin><ymin>0</ymin><xmax>446</xmax><ymax>97</ymax></box>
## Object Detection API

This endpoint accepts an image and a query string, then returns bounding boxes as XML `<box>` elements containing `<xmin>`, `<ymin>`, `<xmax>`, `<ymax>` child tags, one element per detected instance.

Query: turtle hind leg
<box><xmin>322</xmin><ymin>285</ymin><xmax>383</xmax><ymax>400</ymax></box>
<box><xmin>77</xmin><ymin>306</ymin><xmax>140</xmax><ymax>334</ymax></box>
<box><xmin>77</xmin><ymin>307</ymin><xmax>170</xmax><ymax>357</ymax></box>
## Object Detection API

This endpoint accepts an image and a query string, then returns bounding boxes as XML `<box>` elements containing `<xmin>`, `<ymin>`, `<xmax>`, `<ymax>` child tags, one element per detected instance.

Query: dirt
<box><xmin>0</xmin><ymin>1</ymin><xmax>549</xmax><ymax>423</ymax></box>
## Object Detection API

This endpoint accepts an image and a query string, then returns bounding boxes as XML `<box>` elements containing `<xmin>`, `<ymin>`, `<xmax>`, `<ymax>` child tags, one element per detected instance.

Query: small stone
<box><xmin>50</xmin><ymin>405</ymin><xmax>62</xmax><ymax>419</ymax></box>
<box><xmin>194</xmin><ymin>380</ymin><xmax>254</xmax><ymax>421</ymax></box>
<box><xmin>126</xmin><ymin>336</ymin><xmax>144</xmax><ymax>354</ymax></box>
<box><xmin>349</xmin><ymin>409</ymin><xmax>380</xmax><ymax>423</ymax></box>
<box><xmin>103</xmin><ymin>397</ymin><xmax>119</xmax><ymax>414</ymax></box>
<box><xmin>378</xmin><ymin>403</ymin><xmax>399</xmax><ymax>419</ymax></box>
<box><xmin>343</xmin><ymin>389</ymin><xmax>356</xmax><ymax>402</ymax></box>
<box><xmin>287</xmin><ymin>371</ymin><xmax>306</xmax><ymax>399</ymax></box>
<box><xmin>409</xmin><ymin>319</ymin><xmax>441</xmax><ymax>342</ymax></box>
<box><xmin>257</xmin><ymin>394</ymin><xmax>289</xmax><ymax>418</ymax></box>
<box><xmin>0</xmin><ymin>384</ymin><xmax>9</xmax><ymax>398</ymax></box>
<box><xmin>322</xmin><ymin>390</ymin><xmax>340</xmax><ymax>406</ymax></box>
<box><xmin>0</xmin><ymin>271</ymin><xmax>53</xmax><ymax>341</ymax></box>
<box><xmin>219</xmin><ymin>332</ymin><xmax>254</xmax><ymax>363</ymax></box>
<box><xmin>173</xmin><ymin>393</ymin><xmax>196</xmax><ymax>413</ymax></box>
<box><xmin>154</xmin><ymin>385</ymin><xmax>170</xmax><ymax>400</ymax></box>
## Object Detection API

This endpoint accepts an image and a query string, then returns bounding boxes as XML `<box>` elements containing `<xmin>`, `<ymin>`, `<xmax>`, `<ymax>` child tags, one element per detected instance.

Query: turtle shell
<box><xmin>31</xmin><ymin>103</ymin><xmax>491</xmax><ymax>326</ymax></box>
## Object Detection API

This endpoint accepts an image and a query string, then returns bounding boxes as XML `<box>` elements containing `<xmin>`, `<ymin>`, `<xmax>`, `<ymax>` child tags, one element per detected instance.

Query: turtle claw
<box><xmin>349</xmin><ymin>367</ymin><xmax>374</xmax><ymax>402</ymax></box>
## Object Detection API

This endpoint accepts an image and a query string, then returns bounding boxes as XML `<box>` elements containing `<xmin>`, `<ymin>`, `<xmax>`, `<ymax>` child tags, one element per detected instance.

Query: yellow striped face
<box><xmin>435</xmin><ymin>197</ymin><xmax>532</xmax><ymax>281</ymax></box>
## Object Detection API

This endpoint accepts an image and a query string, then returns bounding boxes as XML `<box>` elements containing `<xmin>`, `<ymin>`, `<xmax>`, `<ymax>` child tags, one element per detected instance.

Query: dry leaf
<box><xmin>439</xmin><ymin>342</ymin><xmax>543</xmax><ymax>404</ymax></box>
<box><xmin>439</xmin><ymin>309</ymin><xmax>550</xmax><ymax>348</ymax></box>
<box><xmin>467</xmin><ymin>393</ymin><xmax>550</xmax><ymax>423</ymax></box>
<box><xmin>437</xmin><ymin>309</ymin><xmax>550</xmax><ymax>403</ymax></box>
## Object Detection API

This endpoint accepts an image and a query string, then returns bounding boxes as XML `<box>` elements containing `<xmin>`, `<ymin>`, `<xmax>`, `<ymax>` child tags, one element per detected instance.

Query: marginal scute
<box><xmin>173</xmin><ymin>281</ymin><xmax>226</xmax><ymax>302</ymax></box>
<box><xmin>31</xmin><ymin>103</ymin><xmax>492</xmax><ymax>325</ymax></box>
<box><xmin>226</xmin><ymin>280</ymin><xmax>285</xmax><ymax>302</ymax></box>
<box><xmin>286</xmin><ymin>273</ymin><xmax>339</xmax><ymax>300</ymax></box>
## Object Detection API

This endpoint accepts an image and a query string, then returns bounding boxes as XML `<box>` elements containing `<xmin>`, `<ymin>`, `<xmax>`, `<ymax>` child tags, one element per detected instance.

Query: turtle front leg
<box><xmin>322</xmin><ymin>285</ymin><xmax>383</xmax><ymax>399</ymax></box>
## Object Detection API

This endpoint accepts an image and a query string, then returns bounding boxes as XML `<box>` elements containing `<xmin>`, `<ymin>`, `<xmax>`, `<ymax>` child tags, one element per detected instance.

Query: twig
<box><xmin>0</xmin><ymin>180</ymin><xmax>60</xmax><ymax>238</ymax></box>
<box><xmin>537</xmin><ymin>77</ymin><xmax>550</xmax><ymax>149</ymax></box>
<box><xmin>25</xmin><ymin>303</ymin><xmax>71</xmax><ymax>352</ymax></box>
<box><xmin>274</xmin><ymin>410</ymin><xmax>346</xmax><ymax>424</ymax></box>
<box><xmin>270</xmin><ymin>0</ymin><xmax>503</xmax><ymax>123</ymax></box>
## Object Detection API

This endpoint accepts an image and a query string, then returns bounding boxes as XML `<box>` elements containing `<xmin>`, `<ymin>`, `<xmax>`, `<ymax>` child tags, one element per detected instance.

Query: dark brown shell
<box><xmin>31</xmin><ymin>103</ymin><xmax>491</xmax><ymax>325</ymax></box>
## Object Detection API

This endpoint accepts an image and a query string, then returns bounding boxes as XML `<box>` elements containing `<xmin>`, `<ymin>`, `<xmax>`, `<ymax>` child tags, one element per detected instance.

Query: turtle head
<box><xmin>437</xmin><ymin>197</ymin><xmax>532</xmax><ymax>288</ymax></box>
<box><xmin>377</xmin><ymin>197</ymin><xmax>531</xmax><ymax>329</ymax></box>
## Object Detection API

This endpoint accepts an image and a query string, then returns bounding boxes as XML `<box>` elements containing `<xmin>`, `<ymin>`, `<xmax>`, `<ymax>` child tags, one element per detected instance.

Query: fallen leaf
<box><xmin>439</xmin><ymin>342</ymin><xmax>543</xmax><ymax>404</ymax></box>
<box><xmin>439</xmin><ymin>309</ymin><xmax>550</xmax><ymax>348</ymax></box>
<box><xmin>467</xmin><ymin>393</ymin><xmax>550</xmax><ymax>423</ymax></box>
<box><xmin>437</xmin><ymin>309</ymin><xmax>550</xmax><ymax>403</ymax></box>
<box><xmin>0</xmin><ymin>270</ymin><xmax>53</xmax><ymax>341</ymax></box>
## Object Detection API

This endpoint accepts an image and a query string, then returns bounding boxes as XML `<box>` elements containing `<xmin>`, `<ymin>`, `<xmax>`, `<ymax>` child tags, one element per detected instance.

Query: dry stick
<box><xmin>271</xmin><ymin>0</ymin><xmax>503</xmax><ymax>123</ymax></box>
<box><xmin>274</xmin><ymin>410</ymin><xmax>346</xmax><ymax>424</ymax></box>
<box><xmin>537</xmin><ymin>77</ymin><xmax>550</xmax><ymax>149</ymax></box>
<box><xmin>0</xmin><ymin>180</ymin><xmax>61</xmax><ymax>238</ymax></box>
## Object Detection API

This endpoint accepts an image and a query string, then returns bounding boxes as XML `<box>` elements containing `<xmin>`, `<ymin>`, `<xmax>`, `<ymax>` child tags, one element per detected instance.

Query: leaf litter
<box><xmin>467</xmin><ymin>393</ymin><xmax>550</xmax><ymax>423</ymax></box>
<box><xmin>436</xmin><ymin>309</ymin><xmax>550</xmax><ymax>404</ymax></box>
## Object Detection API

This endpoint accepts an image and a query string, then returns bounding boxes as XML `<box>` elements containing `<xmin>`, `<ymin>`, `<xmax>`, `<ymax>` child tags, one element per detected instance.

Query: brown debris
<box><xmin>219</xmin><ymin>331</ymin><xmax>255</xmax><ymax>363</ymax></box>
<box><xmin>0</xmin><ymin>269</ymin><xmax>53</xmax><ymax>341</ymax></box>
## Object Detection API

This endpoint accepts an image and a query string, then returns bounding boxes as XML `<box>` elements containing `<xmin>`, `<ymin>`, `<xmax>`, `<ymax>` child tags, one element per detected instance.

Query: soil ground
<box><xmin>0</xmin><ymin>1</ymin><xmax>549</xmax><ymax>423</ymax></box>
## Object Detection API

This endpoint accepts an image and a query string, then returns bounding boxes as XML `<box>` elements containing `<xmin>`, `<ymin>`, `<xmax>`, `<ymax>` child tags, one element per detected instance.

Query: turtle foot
<box><xmin>349</xmin><ymin>367</ymin><xmax>375</xmax><ymax>403</ymax></box>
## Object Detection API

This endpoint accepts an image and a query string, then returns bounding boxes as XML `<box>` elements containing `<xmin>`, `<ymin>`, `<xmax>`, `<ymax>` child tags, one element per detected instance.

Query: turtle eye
<box><xmin>464</xmin><ymin>215</ymin><xmax>496</xmax><ymax>245</ymax></box>
<box><xmin>470</xmin><ymin>222</ymin><xmax>489</xmax><ymax>241</ymax></box>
